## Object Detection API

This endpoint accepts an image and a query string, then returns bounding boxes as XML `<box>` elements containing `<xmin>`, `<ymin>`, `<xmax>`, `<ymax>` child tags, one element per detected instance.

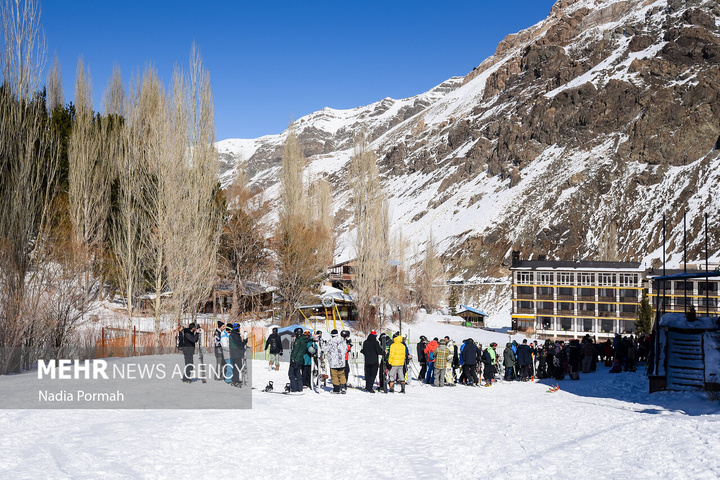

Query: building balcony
<box><xmin>537</xmin><ymin>309</ymin><xmax>555</xmax><ymax>315</ymax></box>
<box><xmin>619</xmin><ymin>297</ymin><xmax>638</xmax><ymax>303</ymax></box>
<box><xmin>517</xmin><ymin>293</ymin><xmax>534</xmax><ymax>300</ymax></box>
<box><xmin>598</xmin><ymin>296</ymin><xmax>616</xmax><ymax>302</ymax></box>
<box><xmin>536</xmin><ymin>294</ymin><xmax>554</xmax><ymax>300</ymax></box>
<box><xmin>597</xmin><ymin>311</ymin><xmax>616</xmax><ymax>317</ymax></box>
<box><xmin>515</xmin><ymin>308</ymin><xmax>534</xmax><ymax>314</ymax></box>
<box><xmin>619</xmin><ymin>311</ymin><xmax>637</xmax><ymax>318</ymax></box>
<box><xmin>557</xmin><ymin>295</ymin><xmax>574</xmax><ymax>301</ymax></box>
<box><xmin>557</xmin><ymin>309</ymin><xmax>575</xmax><ymax>315</ymax></box>
<box><xmin>577</xmin><ymin>295</ymin><xmax>596</xmax><ymax>301</ymax></box>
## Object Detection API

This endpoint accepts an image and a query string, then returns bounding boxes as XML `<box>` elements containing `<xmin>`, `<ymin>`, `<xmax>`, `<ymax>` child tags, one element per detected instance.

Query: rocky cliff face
<box><xmin>218</xmin><ymin>0</ymin><xmax>720</xmax><ymax>319</ymax></box>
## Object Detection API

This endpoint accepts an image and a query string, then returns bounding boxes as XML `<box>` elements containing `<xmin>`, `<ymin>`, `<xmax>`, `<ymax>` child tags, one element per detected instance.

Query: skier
<box><xmin>324</xmin><ymin>329</ymin><xmax>347</xmax><ymax>394</ymax></box>
<box><xmin>361</xmin><ymin>330</ymin><xmax>383</xmax><ymax>392</ymax></box>
<box><xmin>387</xmin><ymin>334</ymin><xmax>406</xmax><ymax>393</ymax></box>
<box><xmin>417</xmin><ymin>335</ymin><xmax>428</xmax><ymax>382</ymax></box>
<box><xmin>288</xmin><ymin>327</ymin><xmax>307</xmax><ymax>392</ymax></box>
<box><xmin>213</xmin><ymin>321</ymin><xmax>225</xmax><ymax>380</ymax></box>
<box><xmin>181</xmin><ymin>323</ymin><xmax>199</xmax><ymax>383</ymax></box>
<box><xmin>264</xmin><ymin>327</ymin><xmax>283</xmax><ymax>371</ymax></box>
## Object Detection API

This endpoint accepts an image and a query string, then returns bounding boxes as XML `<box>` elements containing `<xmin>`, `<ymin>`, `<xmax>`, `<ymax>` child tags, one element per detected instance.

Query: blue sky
<box><xmin>41</xmin><ymin>1</ymin><xmax>557</xmax><ymax>141</ymax></box>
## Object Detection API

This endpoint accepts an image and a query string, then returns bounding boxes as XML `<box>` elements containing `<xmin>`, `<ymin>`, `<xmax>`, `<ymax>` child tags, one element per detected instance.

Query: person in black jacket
<box><xmin>417</xmin><ymin>336</ymin><xmax>428</xmax><ymax>383</ymax></box>
<box><xmin>264</xmin><ymin>327</ymin><xmax>283</xmax><ymax>371</ymax></box>
<box><xmin>181</xmin><ymin>323</ymin><xmax>199</xmax><ymax>383</ymax></box>
<box><xmin>481</xmin><ymin>344</ymin><xmax>496</xmax><ymax>386</ymax></box>
<box><xmin>516</xmin><ymin>339</ymin><xmax>533</xmax><ymax>381</ymax></box>
<box><xmin>461</xmin><ymin>339</ymin><xmax>479</xmax><ymax>386</ymax></box>
<box><xmin>213</xmin><ymin>321</ymin><xmax>225</xmax><ymax>380</ymax></box>
<box><xmin>361</xmin><ymin>331</ymin><xmax>383</xmax><ymax>392</ymax></box>
<box><xmin>229</xmin><ymin>324</ymin><xmax>249</xmax><ymax>387</ymax></box>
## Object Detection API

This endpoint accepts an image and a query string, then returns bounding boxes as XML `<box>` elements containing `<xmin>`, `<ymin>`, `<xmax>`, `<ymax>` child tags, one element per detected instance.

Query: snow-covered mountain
<box><xmin>217</xmin><ymin>0</ymin><xmax>720</xmax><ymax>314</ymax></box>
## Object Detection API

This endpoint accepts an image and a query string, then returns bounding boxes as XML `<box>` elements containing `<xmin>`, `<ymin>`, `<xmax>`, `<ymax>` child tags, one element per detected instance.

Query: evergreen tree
<box><xmin>448</xmin><ymin>286</ymin><xmax>458</xmax><ymax>316</ymax></box>
<box><xmin>636</xmin><ymin>291</ymin><xmax>654</xmax><ymax>334</ymax></box>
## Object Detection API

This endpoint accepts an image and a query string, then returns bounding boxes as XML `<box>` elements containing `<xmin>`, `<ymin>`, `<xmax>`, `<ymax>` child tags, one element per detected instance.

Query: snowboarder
<box><xmin>324</xmin><ymin>329</ymin><xmax>347</xmax><ymax>394</ymax></box>
<box><xmin>264</xmin><ymin>327</ymin><xmax>283</xmax><ymax>371</ymax></box>
<box><xmin>361</xmin><ymin>330</ymin><xmax>383</xmax><ymax>392</ymax></box>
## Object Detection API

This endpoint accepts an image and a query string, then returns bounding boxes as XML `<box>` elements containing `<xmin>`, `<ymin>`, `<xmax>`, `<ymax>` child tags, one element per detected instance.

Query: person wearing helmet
<box><xmin>417</xmin><ymin>335</ymin><xmax>428</xmax><ymax>383</ymax></box>
<box><xmin>288</xmin><ymin>327</ymin><xmax>308</xmax><ymax>392</ymax></box>
<box><xmin>324</xmin><ymin>329</ymin><xmax>347</xmax><ymax>394</ymax></box>
<box><xmin>264</xmin><ymin>327</ymin><xmax>283</xmax><ymax>371</ymax></box>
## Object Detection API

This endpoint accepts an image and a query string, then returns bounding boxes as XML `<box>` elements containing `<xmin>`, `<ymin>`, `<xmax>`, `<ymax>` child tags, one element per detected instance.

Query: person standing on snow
<box><xmin>424</xmin><ymin>338</ymin><xmax>439</xmax><ymax>384</ymax></box>
<box><xmin>503</xmin><ymin>343</ymin><xmax>516</xmax><ymax>381</ymax></box>
<box><xmin>229</xmin><ymin>324</ymin><xmax>249</xmax><ymax>387</ymax></box>
<box><xmin>361</xmin><ymin>330</ymin><xmax>383</xmax><ymax>392</ymax></box>
<box><xmin>417</xmin><ymin>335</ymin><xmax>428</xmax><ymax>382</ymax></box>
<box><xmin>213</xmin><ymin>321</ymin><xmax>225</xmax><ymax>381</ymax></box>
<box><xmin>264</xmin><ymin>327</ymin><xmax>283</xmax><ymax>371</ymax></box>
<box><xmin>325</xmin><ymin>329</ymin><xmax>348</xmax><ymax>394</ymax></box>
<box><xmin>462</xmin><ymin>339</ymin><xmax>479</xmax><ymax>386</ymax></box>
<box><xmin>302</xmin><ymin>330</ymin><xmax>316</xmax><ymax>389</ymax></box>
<box><xmin>434</xmin><ymin>339</ymin><xmax>449</xmax><ymax>387</ymax></box>
<box><xmin>221</xmin><ymin>324</ymin><xmax>233</xmax><ymax>383</ymax></box>
<box><xmin>181</xmin><ymin>323</ymin><xmax>199</xmax><ymax>383</ymax></box>
<box><xmin>388</xmin><ymin>334</ymin><xmax>407</xmax><ymax>393</ymax></box>
<box><xmin>481</xmin><ymin>343</ymin><xmax>497</xmax><ymax>386</ymax></box>
<box><xmin>288</xmin><ymin>327</ymin><xmax>307</xmax><ymax>392</ymax></box>
<box><xmin>516</xmin><ymin>339</ymin><xmax>533</xmax><ymax>381</ymax></box>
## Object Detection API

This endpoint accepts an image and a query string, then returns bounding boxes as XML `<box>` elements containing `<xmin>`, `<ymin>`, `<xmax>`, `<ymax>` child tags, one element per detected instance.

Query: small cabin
<box><xmin>456</xmin><ymin>304</ymin><xmax>488</xmax><ymax>328</ymax></box>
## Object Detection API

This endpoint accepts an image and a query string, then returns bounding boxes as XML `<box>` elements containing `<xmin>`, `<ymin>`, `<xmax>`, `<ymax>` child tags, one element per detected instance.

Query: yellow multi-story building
<box><xmin>510</xmin><ymin>256</ymin><xmax>646</xmax><ymax>340</ymax></box>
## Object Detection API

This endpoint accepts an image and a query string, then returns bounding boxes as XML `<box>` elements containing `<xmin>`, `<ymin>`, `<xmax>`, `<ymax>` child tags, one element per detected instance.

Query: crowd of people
<box><xmin>176</xmin><ymin>321</ymin><xmax>249</xmax><ymax>386</ymax></box>
<box><xmin>274</xmin><ymin>329</ymin><xmax>652</xmax><ymax>393</ymax></box>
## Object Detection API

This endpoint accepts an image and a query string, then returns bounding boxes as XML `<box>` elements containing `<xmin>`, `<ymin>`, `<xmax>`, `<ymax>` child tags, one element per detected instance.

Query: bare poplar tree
<box><xmin>46</xmin><ymin>53</ymin><xmax>62</xmax><ymax>113</ymax></box>
<box><xmin>68</xmin><ymin>58</ymin><xmax>110</xmax><ymax>306</ymax></box>
<box><xmin>274</xmin><ymin>127</ymin><xmax>325</xmax><ymax>325</ymax></box>
<box><xmin>0</xmin><ymin>0</ymin><xmax>60</xmax><ymax>373</ymax></box>
<box><xmin>162</xmin><ymin>44</ymin><xmax>222</xmax><ymax>326</ymax></box>
<box><xmin>349</xmin><ymin>132</ymin><xmax>390</xmax><ymax>332</ymax></box>
<box><xmin>416</xmin><ymin>230</ymin><xmax>444</xmax><ymax>313</ymax></box>
<box><xmin>309</xmin><ymin>176</ymin><xmax>335</xmax><ymax>269</ymax></box>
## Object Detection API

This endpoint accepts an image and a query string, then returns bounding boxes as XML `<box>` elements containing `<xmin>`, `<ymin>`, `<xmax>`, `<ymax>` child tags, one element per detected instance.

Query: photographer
<box><xmin>181</xmin><ymin>323</ymin><xmax>199</xmax><ymax>383</ymax></box>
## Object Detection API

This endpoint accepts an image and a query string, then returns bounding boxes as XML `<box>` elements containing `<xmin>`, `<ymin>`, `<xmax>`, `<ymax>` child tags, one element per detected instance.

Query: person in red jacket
<box><xmin>424</xmin><ymin>338</ymin><xmax>439</xmax><ymax>384</ymax></box>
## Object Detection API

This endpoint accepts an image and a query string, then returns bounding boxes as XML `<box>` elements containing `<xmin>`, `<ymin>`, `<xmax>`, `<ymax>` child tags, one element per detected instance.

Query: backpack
<box><xmin>177</xmin><ymin>330</ymin><xmax>185</xmax><ymax>348</ymax></box>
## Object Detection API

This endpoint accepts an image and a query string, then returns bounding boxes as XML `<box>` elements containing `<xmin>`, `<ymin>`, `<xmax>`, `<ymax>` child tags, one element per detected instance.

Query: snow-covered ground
<box><xmin>1</xmin><ymin>352</ymin><xmax>719</xmax><ymax>479</ymax></box>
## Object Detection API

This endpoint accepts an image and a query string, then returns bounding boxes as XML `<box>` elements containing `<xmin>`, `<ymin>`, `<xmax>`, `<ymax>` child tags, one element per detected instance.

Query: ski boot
<box><xmin>284</xmin><ymin>383</ymin><xmax>291</xmax><ymax>393</ymax></box>
<box><xmin>400</xmin><ymin>382</ymin><xmax>405</xmax><ymax>394</ymax></box>
<box><xmin>263</xmin><ymin>381</ymin><xmax>273</xmax><ymax>392</ymax></box>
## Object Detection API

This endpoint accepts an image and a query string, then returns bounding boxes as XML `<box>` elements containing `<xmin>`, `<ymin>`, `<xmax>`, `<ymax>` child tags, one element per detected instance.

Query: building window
<box><xmin>560</xmin><ymin>317</ymin><xmax>573</xmax><ymax>331</ymax></box>
<box><xmin>699</xmin><ymin>282</ymin><xmax>718</xmax><ymax>294</ymax></box>
<box><xmin>538</xmin><ymin>272</ymin><xmax>554</xmax><ymax>284</ymax></box>
<box><xmin>579</xmin><ymin>272</ymin><xmax>595</xmax><ymax>285</ymax></box>
<box><xmin>537</xmin><ymin>286</ymin><xmax>553</xmax><ymax>296</ymax></box>
<box><xmin>621</xmin><ymin>304</ymin><xmax>637</xmax><ymax>313</ymax></box>
<box><xmin>517</xmin><ymin>272</ymin><xmax>533</xmax><ymax>284</ymax></box>
<box><xmin>675</xmin><ymin>281</ymin><xmax>693</xmax><ymax>292</ymax></box>
<box><xmin>558</xmin><ymin>302</ymin><xmax>574</xmax><ymax>312</ymax></box>
<box><xmin>578</xmin><ymin>302</ymin><xmax>594</xmax><ymax>313</ymax></box>
<box><xmin>582</xmin><ymin>318</ymin><xmax>594</xmax><ymax>332</ymax></box>
<box><xmin>620</xmin><ymin>320</ymin><xmax>635</xmax><ymax>334</ymax></box>
<box><xmin>601</xmin><ymin>319</ymin><xmax>614</xmax><ymax>333</ymax></box>
<box><xmin>558</xmin><ymin>287</ymin><xmax>573</xmax><ymax>297</ymax></box>
<box><xmin>578</xmin><ymin>288</ymin><xmax>595</xmax><ymax>299</ymax></box>
<box><xmin>598</xmin><ymin>303</ymin><xmax>615</xmax><ymax>314</ymax></box>
<box><xmin>598</xmin><ymin>288</ymin><xmax>616</xmax><ymax>298</ymax></box>
<box><xmin>620</xmin><ymin>274</ymin><xmax>638</xmax><ymax>286</ymax></box>
<box><xmin>557</xmin><ymin>272</ymin><xmax>574</xmax><ymax>285</ymax></box>
<box><xmin>620</xmin><ymin>289</ymin><xmax>637</xmax><ymax>299</ymax></box>
<box><xmin>518</xmin><ymin>286</ymin><xmax>534</xmax><ymax>296</ymax></box>
<box><xmin>599</xmin><ymin>273</ymin><xmax>616</xmax><ymax>286</ymax></box>
<box><xmin>539</xmin><ymin>317</ymin><xmax>552</xmax><ymax>329</ymax></box>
